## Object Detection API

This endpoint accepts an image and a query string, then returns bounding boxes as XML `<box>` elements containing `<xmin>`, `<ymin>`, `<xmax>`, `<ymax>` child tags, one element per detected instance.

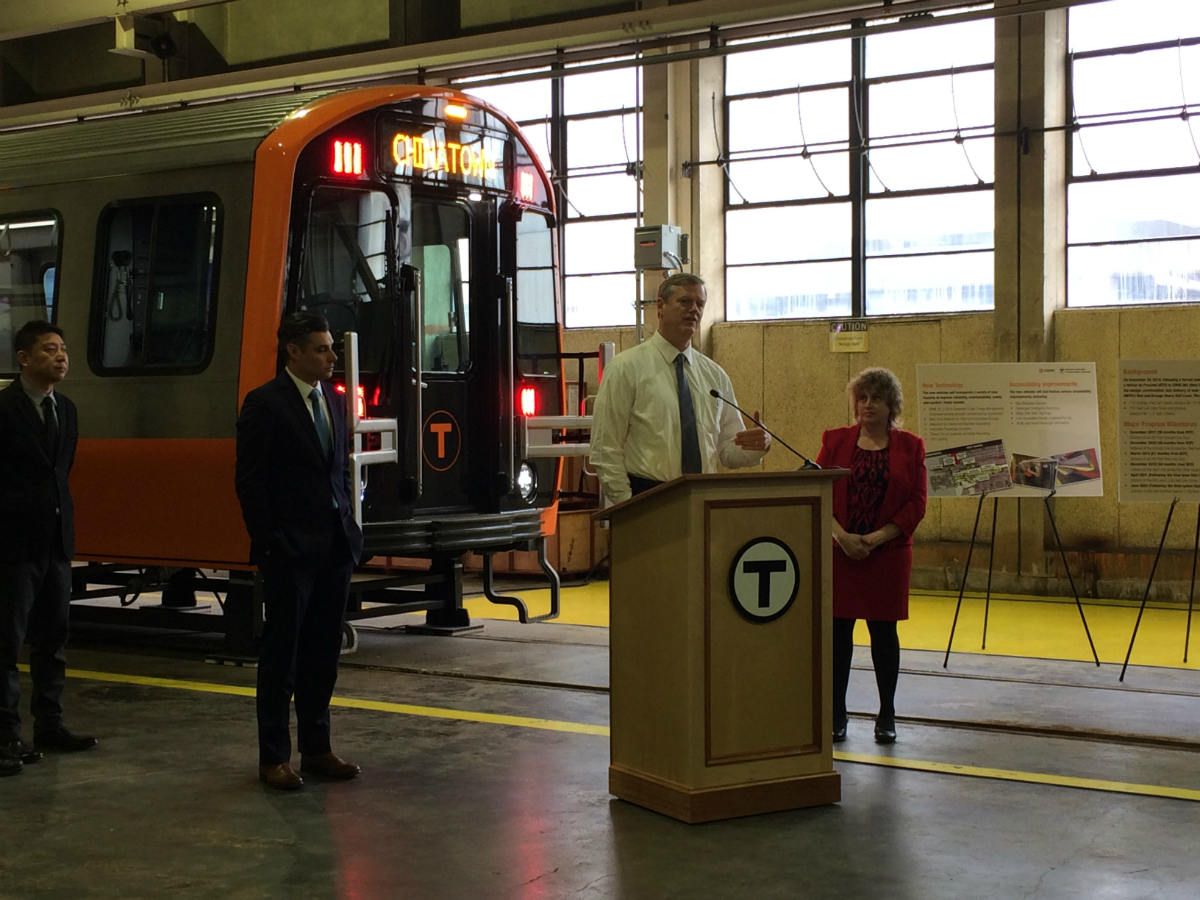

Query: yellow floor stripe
<box><xmin>465</xmin><ymin>583</ymin><xmax>1200</xmax><ymax>670</ymax></box>
<box><xmin>835</xmin><ymin>751</ymin><xmax>1200</xmax><ymax>802</ymax></box>
<box><xmin>25</xmin><ymin>664</ymin><xmax>1198</xmax><ymax>803</ymax></box>
<box><xmin>49</xmin><ymin>666</ymin><xmax>608</xmax><ymax>737</ymax></box>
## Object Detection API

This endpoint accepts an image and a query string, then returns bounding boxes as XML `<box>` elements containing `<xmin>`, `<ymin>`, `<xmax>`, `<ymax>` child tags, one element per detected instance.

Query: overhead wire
<box><xmin>711</xmin><ymin>92</ymin><xmax>749</xmax><ymax>204</ymax></box>
<box><xmin>1069</xmin><ymin>51</ymin><xmax>1099</xmax><ymax>177</ymax></box>
<box><xmin>795</xmin><ymin>86</ymin><xmax>837</xmax><ymax>198</ymax></box>
<box><xmin>850</xmin><ymin>72</ymin><xmax>891</xmax><ymax>192</ymax></box>
<box><xmin>950</xmin><ymin>66</ymin><xmax>986</xmax><ymax>185</ymax></box>
<box><xmin>1176</xmin><ymin>38</ymin><xmax>1200</xmax><ymax>166</ymax></box>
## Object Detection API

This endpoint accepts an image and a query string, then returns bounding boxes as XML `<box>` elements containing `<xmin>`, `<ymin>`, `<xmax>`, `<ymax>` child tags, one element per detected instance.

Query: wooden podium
<box><xmin>596</xmin><ymin>470</ymin><xmax>845</xmax><ymax>823</ymax></box>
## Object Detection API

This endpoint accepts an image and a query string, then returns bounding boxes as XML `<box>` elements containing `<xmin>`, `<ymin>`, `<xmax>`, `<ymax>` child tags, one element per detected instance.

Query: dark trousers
<box><xmin>628</xmin><ymin>475</ymin><xmax>664</xmax><ymax>497</ymax></box>
<box><xmin>0</xmin><ymin>546</ymin><xmax>71</xmax><ymax>742</ymax></box>
<box><xmin>256</xmin><ymin>543</ymin><xmax>354</xmax><ymax>766</ymax></box>
<box><xmin>832</xmin><ymin>617</ymin><xmax>901</xmax><ymax>728</ymax></box>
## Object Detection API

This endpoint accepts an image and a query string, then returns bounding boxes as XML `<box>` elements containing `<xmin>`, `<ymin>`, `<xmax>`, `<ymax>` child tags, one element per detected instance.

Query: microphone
<box><xmin>709</xmin><ymin>389</ymin><xmax>821</xmax><ymax>470</ymax></box>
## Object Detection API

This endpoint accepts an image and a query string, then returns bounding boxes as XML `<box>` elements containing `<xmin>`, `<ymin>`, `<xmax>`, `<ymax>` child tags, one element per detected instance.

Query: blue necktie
<box><xmin>309</xmin><ymin>388</ymin><xmax>332</xmax><ymax>461</ymax></box>
<box><xmin>675</xmin><ymin>353</ymin><xmax>703</xmax><ymax>475</ymax></box>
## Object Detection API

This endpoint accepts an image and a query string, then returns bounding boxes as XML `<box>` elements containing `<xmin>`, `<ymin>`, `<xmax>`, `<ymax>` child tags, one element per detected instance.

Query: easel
<box><xmin>1119</xmin><ymin>497</ymin><xmax>1200</xmax><ymax>681</ymax></box>
<box><xmin>943</xmin><ymin>487</ymin><xmax>1101</xmax><ymax>668</ymax></box>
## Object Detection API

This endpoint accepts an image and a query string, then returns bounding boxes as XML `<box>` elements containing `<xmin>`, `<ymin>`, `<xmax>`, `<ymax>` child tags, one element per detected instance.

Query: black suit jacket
<box><xmin>0</xmin><ymin>379</ymin><xmax>77</xmax><ymax>564</ymax></box>
<box><xmin>235</xmin><ymin>372</ymin><xmax>364</xmax><ymax>566</ymax></box>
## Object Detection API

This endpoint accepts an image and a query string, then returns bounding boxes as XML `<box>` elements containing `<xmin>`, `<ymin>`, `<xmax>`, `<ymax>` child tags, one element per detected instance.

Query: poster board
<box><xmin>917</xmin><ymin>363</ymin><xmax>1103</xmax><ymax>498</ymax></box>
<box><xmin>1118</xmin><ymin>359</ymin><xmax>1200</xmax><ymax>502</ymax></box>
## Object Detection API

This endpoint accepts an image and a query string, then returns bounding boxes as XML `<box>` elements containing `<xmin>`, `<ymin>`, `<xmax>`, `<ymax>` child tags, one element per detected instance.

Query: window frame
<box><xmin>461</xmin><ymin>62</ymin><xmax>643</xmax><ymax>329</ymax></box>
<box><xmin>1065</xmin><ymin>28</ymin><xmax>1200</xmax><ymax>308</ymax></box>
<box><xmin>0</xmin><ymin>209</ymin><xmax>64</xmax><ymax>378</ymax></box>
<box><xmin>89</xmin><ymin>192</ymin><xmax>223</xmax><ymax>377</ymax></box>
<box><xmin>723</xmin><ymin>21</ymin><xmax>996</xmax><ymax>321</ymax></box>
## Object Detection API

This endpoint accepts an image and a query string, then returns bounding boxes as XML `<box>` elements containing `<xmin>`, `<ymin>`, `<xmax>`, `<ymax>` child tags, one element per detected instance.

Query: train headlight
<box><xmin>517</xmin><ymin>462</ymin><xmax>538</xmax><ymax>503</ymax></box>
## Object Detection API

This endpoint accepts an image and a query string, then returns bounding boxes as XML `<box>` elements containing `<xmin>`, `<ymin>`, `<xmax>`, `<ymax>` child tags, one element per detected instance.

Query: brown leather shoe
<box><xmin>300</xmin><ymin>752</ymin><xmax>360</xmax><ymax>780</ymax></box>
<box><xmin>259</xmin><ymin>763</ymin><xmax>304</xmax><ymax>790</ymax></box>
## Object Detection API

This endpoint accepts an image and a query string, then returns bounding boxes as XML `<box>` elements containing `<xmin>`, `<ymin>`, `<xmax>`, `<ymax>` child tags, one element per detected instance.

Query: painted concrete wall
<box><xmin>461</xmin><ymin>0</ymin><xmax>622</xmax><ymax>30</ymax></box>
<box><xmin>211</xmin><ymin>0</ymin><xmax>389</xmax><ymax>66</ymax></box>
<box><xmin>569</xmin><ymin>306</ymin><xmax>1200</xmax><ymax>560</ymax></box>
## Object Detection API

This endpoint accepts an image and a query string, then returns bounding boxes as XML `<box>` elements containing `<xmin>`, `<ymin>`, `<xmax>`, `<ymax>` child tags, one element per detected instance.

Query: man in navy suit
<box><xmin>0</xmin><ymin>322</ymin><xmax>98</xmax><ymax>778</ymax></box>
<box><xmin>235</xmin><ymin>312</ymin><xmax>364</xmax><ymax>791</ymax></box>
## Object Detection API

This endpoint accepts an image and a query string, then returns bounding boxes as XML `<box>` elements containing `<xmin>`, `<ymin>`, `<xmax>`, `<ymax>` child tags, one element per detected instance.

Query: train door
<box><xmin>409</xmin><ymin>194</ymin><xmax>485</xmax><ymax>515</ymax></box>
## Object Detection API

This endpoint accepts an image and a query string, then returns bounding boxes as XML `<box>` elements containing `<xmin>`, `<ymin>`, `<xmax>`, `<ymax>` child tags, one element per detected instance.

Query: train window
<box><xmin>93</xmin><ymin>196</ymin><xmax>221</xmax><ymax>374</ymax></box>
<box><xmin>515</xmin><ymin>211</ymin><xmax>559</xmax><ymax>377</ymax></box>
<box><xmin>298</xmin><ymin>187</ymin><xmax>396</xmax><ymax>372</ymax></box>
<box><xmin>0</xmin><ymin>212</ymin><xmax>61</xmax><ymax>375</ymax></box>
<box><xmin>412</xmin><ymin>202</ymin><xmax>471</xmax><ymax>374</ymax></box>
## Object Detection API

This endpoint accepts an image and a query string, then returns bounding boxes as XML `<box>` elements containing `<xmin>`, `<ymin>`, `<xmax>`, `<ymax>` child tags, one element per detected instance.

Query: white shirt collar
<box><xmin>285</xmin><ymin>366</ymin><xmax>321</xmax><ymax>397</ymax></box>
<box><xmin>649</xmin><ymin>329</ymin><xmax>693</xmax><ymax>366</ymax></box>
<box><xmin>19</xmin><ymin>374</ymin><xmax>53</xmax><ymax>409</ymax></box>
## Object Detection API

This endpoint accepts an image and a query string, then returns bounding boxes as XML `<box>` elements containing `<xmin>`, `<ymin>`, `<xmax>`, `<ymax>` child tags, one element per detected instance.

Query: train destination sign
<box><xmin>385</xmin><ymin>127</ymin><xmax>506</xmax><ymax>191</ymax></box>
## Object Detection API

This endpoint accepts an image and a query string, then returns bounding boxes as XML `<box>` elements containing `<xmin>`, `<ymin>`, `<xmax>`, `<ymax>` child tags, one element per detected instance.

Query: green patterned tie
<box><xmin>676</xmin><ymin>354</ymin><xmax>703</xmax><ymax>475</ymax></box>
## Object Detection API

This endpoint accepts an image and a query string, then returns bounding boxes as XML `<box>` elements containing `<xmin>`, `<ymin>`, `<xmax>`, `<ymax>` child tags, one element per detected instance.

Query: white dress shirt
<box><xmin>285</xmin><ymin>366</ymin><xmax>332</xmax><ymax>428</ymax></box>
<box><xmin>20</xmin><ymin>374</ymin><xmax>55</xmax><ymax>423</ymax></box>
<box><xmin>589</xmin><ymin>330</ymin><xmax>766</xmax><ymax>505</ymax></box>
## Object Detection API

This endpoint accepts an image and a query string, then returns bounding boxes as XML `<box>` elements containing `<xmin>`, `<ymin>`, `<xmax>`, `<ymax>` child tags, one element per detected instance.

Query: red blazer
<box><xmin>816</xmin><ymin>425</ymin><xmax>927</xmax><ymax>546</ymax></box>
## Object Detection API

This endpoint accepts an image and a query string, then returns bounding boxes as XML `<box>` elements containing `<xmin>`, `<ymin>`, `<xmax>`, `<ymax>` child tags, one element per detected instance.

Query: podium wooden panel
<box><xmin>597</xmin><ymin>471</ymin><xmax>845</xmax><ymax>823</ymax></box>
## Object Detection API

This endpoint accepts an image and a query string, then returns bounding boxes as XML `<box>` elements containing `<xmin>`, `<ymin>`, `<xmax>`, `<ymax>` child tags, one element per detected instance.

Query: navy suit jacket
<box><xmin>234</xmin><ymin>372</ymin><xmax>364</xmax><ymax>566</ymax></box>
<box><xmin>0</xmin><ymin>379</ymin><xmax>77</xmax><ymax>564</ymax></box>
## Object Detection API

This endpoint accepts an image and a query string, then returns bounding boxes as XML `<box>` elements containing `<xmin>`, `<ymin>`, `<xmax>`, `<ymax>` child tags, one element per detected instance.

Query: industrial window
<box><xmin>464</xmin><ymin>60</ymin><xmax>642</xmax><ymax>328</ymax></box>
<box><xmin>1067</xmin><ymin>0</ymin><xmax>1200</xmax><ymax>306</ymax></box>
<box><xmin>0</xmin><ymin>212</ymin><xmax>60</xmax><ymax>375</ymax></box>
<box><xmin>724</xmin><ymin>10</ymin><xmax>995</xmax><ymax>320</ymax></box>
<box><xmin>92</xmin><ymin>195</ymin><xmax>221</xmax><ymax>373</ymax></box>
<box><xmin>515</xmin><ymin>211</ymin><xmax>561</xmax><ymax>377</ymax></box>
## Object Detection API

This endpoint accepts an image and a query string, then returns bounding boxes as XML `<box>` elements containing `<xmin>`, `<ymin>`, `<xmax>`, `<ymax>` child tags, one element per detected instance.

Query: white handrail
<box><xmin>344</xmin><ymin>330</ymin><xmax>399</xmax><ymax>527</ymax></box>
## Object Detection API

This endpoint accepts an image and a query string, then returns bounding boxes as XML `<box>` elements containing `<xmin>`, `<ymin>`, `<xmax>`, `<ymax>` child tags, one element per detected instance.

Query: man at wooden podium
<box><xmin>591</xmin><ymin>273</ymin><xmax>770</xmax><ymax>504</ymax></box>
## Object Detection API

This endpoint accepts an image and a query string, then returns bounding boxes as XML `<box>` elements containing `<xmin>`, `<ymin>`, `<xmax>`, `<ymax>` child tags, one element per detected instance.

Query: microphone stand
<box><xmin>708</xmin><ymin>389</ymin><xmax>821</xmax><ymax>470</ymax></box>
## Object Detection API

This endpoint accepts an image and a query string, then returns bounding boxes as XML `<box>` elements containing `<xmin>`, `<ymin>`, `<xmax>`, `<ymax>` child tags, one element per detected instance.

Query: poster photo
<box><xmin>917</xmin><ymin>363</ymin><xmax>1103</xmax><ymax>498</ymax></box>
<box><xmin>926</xmin><ymin>439</ymin><xmax>1013</xmax><ymax>498</ymax></box>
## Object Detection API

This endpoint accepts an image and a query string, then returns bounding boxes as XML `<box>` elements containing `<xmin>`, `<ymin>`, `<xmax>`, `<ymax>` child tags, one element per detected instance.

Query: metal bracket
<box><xmin>480</xmin><ymin>539</ymin><xmax>561</xmax><ymax>623</ymax></box>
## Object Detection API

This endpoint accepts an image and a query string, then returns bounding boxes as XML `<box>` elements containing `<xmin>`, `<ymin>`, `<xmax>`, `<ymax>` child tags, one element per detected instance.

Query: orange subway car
<box><xmin>0</xmin><ymin>87</ymin><xmax>566</xmax><ymax>649</ymax></box>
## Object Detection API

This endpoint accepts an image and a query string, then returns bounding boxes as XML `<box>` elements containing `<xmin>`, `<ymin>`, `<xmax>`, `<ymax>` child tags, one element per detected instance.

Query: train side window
<box><xmin>412</xmin><ymin>202</ymin><xmax>471</xmax><ymax>374</ymax></box>
<box><xmin>515</xmin><ymin>211</ymin><xmax>559</xmax><ymax>377</ymax></box>
<box><xmin>92</xmin><ymin>195</ymin><xmax>221</xmax><ymax>374</ymax></box>
<box><xmin>0</xmin><ymin>212</ymin><xmax>61</xmax><ymax>376</ymax></box>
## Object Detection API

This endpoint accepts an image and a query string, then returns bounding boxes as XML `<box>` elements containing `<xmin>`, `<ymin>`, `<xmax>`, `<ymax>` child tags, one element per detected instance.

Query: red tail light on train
<box><xmin>335</xmin><ymin>383</ymin><xmax>367</xmax><ymax>418</ymax></box>
<box><xmin>332</xmin><ymin>139</ymin><xmax>364</xmax><ymax>176</ymax></box>
<box><xmin>519</xmin><ymin>386</ymin><xmax>538</xmax><ymax>417</ymax></box>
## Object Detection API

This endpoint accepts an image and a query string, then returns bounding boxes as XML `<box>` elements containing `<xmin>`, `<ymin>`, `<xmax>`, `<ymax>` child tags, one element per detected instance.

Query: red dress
<box><xmin>816</xmin><ymin>425</ymin><xmax>927</xmax><ymax>621</ymax></box>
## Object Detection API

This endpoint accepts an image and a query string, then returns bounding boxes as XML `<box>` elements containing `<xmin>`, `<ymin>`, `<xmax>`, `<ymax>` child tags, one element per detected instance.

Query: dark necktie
<box><xmin>675</xmin><ymin>353</ymin><xmax>703</xmax><ymax>475</ymax></box>
<box><xmin>309</xmin><ymin>388</ymin><xmax>332</xmax><ymax>461</ymax></box>
<box><xmin>42</xmin><ymin>396</ymin><xmax>59</xmax><ymax>451</ymax></box>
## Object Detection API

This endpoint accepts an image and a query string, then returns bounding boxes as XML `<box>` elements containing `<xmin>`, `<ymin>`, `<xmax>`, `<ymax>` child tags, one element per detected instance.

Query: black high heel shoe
<box><xmin>873</xmin><ymin>717</ymin><xmax>896</xmax><ymax>745</ymax></box>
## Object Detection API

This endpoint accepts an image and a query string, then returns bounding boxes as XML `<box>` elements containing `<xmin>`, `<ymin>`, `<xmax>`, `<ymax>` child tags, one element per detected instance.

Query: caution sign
<box><xmin>422</xmin><ymin>410</ymin><xmax>462</xmax><ymax>472</ymax></box>
<box><xmin>727</xmin><ymin>537</ymin><xmax>799</xmax><ymax>623</ymax></box>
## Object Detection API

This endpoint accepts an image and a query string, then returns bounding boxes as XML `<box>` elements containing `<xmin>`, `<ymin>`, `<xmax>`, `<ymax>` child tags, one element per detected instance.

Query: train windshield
<box><xmin>296</xmin><ymin>186</ymin><xmax>470</xmax><ymax>375</ymax></box>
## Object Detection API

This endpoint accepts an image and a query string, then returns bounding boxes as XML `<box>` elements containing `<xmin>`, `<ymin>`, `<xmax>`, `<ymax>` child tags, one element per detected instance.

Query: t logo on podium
<box><xmin>728</xmin><ymin>537</ymin><xmax>800</xmax><ymax>624</ymax></box>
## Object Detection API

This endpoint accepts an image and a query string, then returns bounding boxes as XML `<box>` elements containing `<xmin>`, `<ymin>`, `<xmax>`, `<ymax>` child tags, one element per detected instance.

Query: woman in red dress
<box><xmin>816</xmin><ymin>368</ymin><xmax>927</xmax><ymax>744</ymax></box>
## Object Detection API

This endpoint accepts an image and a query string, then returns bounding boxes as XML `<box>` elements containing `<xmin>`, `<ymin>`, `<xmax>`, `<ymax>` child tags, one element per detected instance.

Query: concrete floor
<box><xmin>3</xmin><ymin>617</ymin><xmax>1200</xmax><ymax>900</ymax></box>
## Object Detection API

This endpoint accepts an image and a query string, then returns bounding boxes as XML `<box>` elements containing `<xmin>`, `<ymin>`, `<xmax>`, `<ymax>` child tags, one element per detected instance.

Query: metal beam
<box><xmin>0</xmin><ymin>0</ymin><xmax>239</xmax><ymax>43</ymax></box>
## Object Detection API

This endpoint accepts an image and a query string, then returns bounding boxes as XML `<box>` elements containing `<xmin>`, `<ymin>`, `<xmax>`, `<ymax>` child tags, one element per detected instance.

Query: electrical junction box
<box><xmin>634</xmin><ymin>224</ymin><xmax>690</xmax><ymax>270</ymax></box>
